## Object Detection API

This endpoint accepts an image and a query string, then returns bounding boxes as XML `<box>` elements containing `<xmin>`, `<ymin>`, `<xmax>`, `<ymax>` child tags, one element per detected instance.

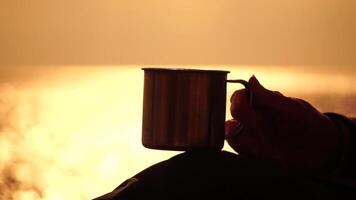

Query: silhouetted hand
<box><xmin>225</xmin><ymin>76</ymin><xmax>340</xmax><ymax>173</ymax></box>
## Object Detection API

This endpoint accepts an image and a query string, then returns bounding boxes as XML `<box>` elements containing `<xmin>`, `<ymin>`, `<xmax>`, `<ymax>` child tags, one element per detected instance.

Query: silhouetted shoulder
<box><xmin>93</xmin><ymin>150</ymin><xmax>356</xmax><ymax>200</ymax></box>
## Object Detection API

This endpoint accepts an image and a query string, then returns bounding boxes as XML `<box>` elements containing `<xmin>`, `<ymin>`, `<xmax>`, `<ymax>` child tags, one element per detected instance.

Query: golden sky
<box><xmin>1</xmin><ymin>0</ymin><xmax>356</xmax><ymax>68</ymax></box>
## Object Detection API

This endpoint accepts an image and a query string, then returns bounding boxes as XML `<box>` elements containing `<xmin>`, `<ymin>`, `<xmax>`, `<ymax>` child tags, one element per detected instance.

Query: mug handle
<box><xmin>226</xmin><ymin>79</ymin><xmax>253</xmax><ymax>105</ymax></box>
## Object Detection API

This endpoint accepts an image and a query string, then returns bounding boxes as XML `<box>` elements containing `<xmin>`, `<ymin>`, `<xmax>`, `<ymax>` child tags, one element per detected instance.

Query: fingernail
<box><xmin>225</xmin><ymin>121</ymin><xmax>244</xmax><ymax>139</ymax></box>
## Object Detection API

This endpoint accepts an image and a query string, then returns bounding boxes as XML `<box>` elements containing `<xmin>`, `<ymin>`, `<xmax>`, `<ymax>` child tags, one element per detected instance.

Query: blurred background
<box><xmin>0</xmin><ymin>0</ymin><xmax>355</xmax><ymax>199</ymax></box>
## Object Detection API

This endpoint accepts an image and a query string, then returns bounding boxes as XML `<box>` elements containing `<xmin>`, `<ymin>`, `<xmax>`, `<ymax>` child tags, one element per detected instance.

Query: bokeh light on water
<box><xmin>0</xmin><ymin>66</ymin><xmax>355</xmax><ymax>199</ymax></box>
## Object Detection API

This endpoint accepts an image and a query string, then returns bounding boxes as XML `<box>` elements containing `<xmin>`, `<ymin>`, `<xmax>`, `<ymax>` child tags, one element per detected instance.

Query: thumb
<box><xmin>225</xmin><ymin>119</ymin><xmax>244</xmax><ymax>139</ymax></box>
<box><xmin>249</xmin><ymin>75</ymin><xmax>290</xmax><ymax>111</ymax></box>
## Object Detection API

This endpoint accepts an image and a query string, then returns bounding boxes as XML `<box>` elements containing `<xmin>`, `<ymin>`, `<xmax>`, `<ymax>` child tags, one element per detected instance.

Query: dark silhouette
<box><xmin>94</xmin><ymin>76</ymin><xmax>356</xmax><ymax>200</ymax></box>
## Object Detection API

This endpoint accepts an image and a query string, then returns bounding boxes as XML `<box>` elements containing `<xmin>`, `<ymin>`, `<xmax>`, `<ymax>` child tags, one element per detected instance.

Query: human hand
<box><xmin>225</xmin><ymin>76</ymin><xmax>340</xmax><ymax>173</ymax></box>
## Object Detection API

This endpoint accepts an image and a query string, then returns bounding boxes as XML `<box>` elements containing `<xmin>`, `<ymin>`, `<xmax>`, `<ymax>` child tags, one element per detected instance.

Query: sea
<box><xmin>0</xmin><ymin>65</ymin><xmax>355</xmax><ymax>200</ymax></box>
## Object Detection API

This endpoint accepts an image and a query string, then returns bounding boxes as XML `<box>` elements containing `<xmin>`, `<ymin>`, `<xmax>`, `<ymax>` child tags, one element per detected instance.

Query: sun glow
<box><xmin>0</xmin><ymin>66</ymin><xmax>178</xmax><ymax>200</ymax></box>
<box><xmin>0</xmin><ymin>66</ymin><xmax>355</xmax><ymax>199</ymax></box>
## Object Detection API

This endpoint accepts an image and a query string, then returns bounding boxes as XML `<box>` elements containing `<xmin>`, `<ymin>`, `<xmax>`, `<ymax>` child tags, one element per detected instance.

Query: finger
<box><xmin>248</xmin><ymin>75</ymin><xmax>296</xmax><ymax>112</ymax></box>
<box><xmin>291</xmin><ymin>97</ymin><xmax>319</xmax><ymax>112</ymax></box>
<box><xmin>225</xmin><ymin>125</ymin><xmax>260</xmax><ymax>158</ymax></box>
<box><xmin>230</xmin><ymin>89</ymin><xmax>252</xmax><ymax>120</ymax></box>
<box><xmin>248</xmin><ymin>75</ymin><xmax>283</xmax><ymax>106</ymax></box>
<box><xmin>225</xmin><ymin>119</ymin><xmax>244</xmax><ymax>139</ymax></box>
<box><xmin>229</xmin><ymin>90</ymin><xmax>260</xmax><ymax>153</ymax></box>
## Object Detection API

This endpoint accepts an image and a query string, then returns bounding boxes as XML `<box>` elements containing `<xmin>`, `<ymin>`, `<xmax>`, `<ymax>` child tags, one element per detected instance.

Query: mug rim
<box><xmin>142</xmin><ymin>67</ymin><xmax>230</xmax><ymax>74</ymax></box>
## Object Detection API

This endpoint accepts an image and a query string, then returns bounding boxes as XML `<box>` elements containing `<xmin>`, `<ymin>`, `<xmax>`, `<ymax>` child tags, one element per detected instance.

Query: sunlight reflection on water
<box><xmin>0</xmin><ymin>65</ymin><xmax>355</xmax><ymax>200</ymax></box>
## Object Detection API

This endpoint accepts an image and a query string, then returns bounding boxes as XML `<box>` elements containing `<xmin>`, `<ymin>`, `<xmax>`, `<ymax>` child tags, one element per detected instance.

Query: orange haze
<box><xmin>0</xmin><ymin>66</ymin><xmax>355</xmax><ymax>199</ymax></box>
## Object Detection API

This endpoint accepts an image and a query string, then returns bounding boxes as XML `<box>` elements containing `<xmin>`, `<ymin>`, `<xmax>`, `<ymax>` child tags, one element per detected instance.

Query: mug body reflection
<box><xmin>142</xmin><ymin>68</ymin><xmax>229</xmax><ymax>151</ymax></box>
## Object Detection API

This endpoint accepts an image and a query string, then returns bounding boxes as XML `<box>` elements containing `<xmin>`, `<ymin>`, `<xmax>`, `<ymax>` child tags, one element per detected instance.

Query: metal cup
<box><xmin>141</xmin><ymin>68</ymin><xmax>251</xmax><ymax>151</ymax></box>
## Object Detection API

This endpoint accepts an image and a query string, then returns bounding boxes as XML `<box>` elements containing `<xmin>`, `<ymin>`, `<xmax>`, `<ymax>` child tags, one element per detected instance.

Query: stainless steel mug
<box><xmin>141</xmin><ymin>68</ymin><xmax>251</xmax><ymax>151</ymax></box>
